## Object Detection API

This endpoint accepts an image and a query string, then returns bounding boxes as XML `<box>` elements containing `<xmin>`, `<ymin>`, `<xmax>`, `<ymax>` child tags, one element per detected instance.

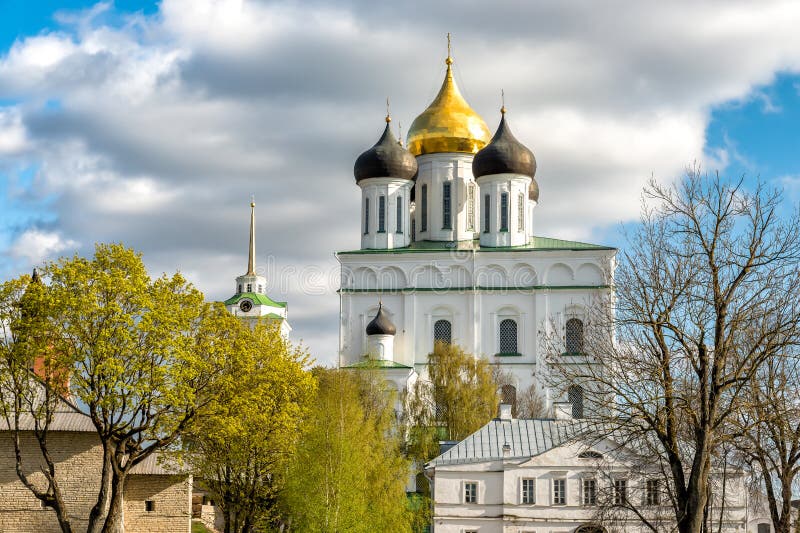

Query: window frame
<box><xmin>421</xmin><ymin>184</ymin><xmax>428</xmax><ymax>232</ymax></box>
<box><xmin>500</xmin><ymin>192</ymin><xmax>509</xmax><ymax>231</ymax></box>
<box><xmin>552</xmin><ymin>478</ymin><xmax>566</xmax><ymax>505</ymax></box>
<box><xmin>467</xmin><ymin>183</ymin><xmax>475</xmax><ymax>231</ymax></box>
<box><xmin>646</xmin><ymin>478</ymin><xmax>660</xmax><ymax>506</ymax></box>
<box><xmin>364</xmin><ymin>197</ymin><xmax>370</xmax><ymax>234</ymax></box>
<box><xmin>518</xmin><ymin>191</ymin><xmax>525</xmax><ymax>233</ymax></box>
<box><xmin>613</xmin><ymin>478</ymin><xmax>627</xmax><ymax>506</ymax></box>
<box><xmin>483</xmin><ymin>194</ymin><xmax>490</xmax><ymax>233</ymax></box>
<box><xmin>378</xmin><ymin>195</ymin><xmax>386</xmax><ymax>233</ymax></box>
<box><xmin>396</xmin><ymin>195</ymin><xmax>403</xmax><ymax>233</ymax></box>
<box><xmin>442</xmin><ymin>182</ymin><xmax>452</xmax><ymax>230</ymax></box>
<box><xmin>568</xmin><ymin>384</ymin><xmax>584</xmax><ymax>419</ymax></box>
<box><xmin>582</xmin><ymin>478</ymin><xmax>597</xmax><ymax>506</ymax></box>
<box><xmin>498</xmin><ymin>318</ymin><xmax>518</xmax><ymax>355</ymax></box>
<box><xmin>565</xmin><ymin>318</ymin><xmax>584</xmax><ymax>354</ymax></box>
<box><xmin>433</xmin><ymin>319</ymin><xmax>452</xmax><ymax>345</ymax></box>
<box><xmin>464</xmin><ymin>481</ymin><xmax>478</xmax><ymax>504</ymax></box>
<box><xmin>521</xmin><ymin>478</ymin><xmax>536</xmax><ymax>504</ymax></box>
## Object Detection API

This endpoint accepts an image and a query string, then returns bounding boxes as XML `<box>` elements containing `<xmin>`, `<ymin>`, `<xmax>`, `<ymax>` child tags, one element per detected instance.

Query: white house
<box><xmin>424</xmin><ymin>405</ymin><xmax>772</xmax><ymax>533</ymax></box>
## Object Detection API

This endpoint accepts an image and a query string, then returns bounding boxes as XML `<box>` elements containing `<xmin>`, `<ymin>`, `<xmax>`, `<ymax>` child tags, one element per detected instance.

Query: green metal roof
<box><xmin>342</xmin><ymin>359</ymin><xmax>413</xmax><ymax>369</ymax></box>
<box><xmin>222</xmin><ymin>292</ymin><xmax>287</xmax><ymax>308</ymax></box>
<box><xmin>338</xmin><ymin>236</ymin><xmax>615</xmax><ymax>255</ymax></box>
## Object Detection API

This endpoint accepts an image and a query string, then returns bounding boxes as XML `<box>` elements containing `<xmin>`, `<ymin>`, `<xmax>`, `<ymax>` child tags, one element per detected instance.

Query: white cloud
<box><xmin>9</xmin><ymin>229</ymin><xmax>78</xmax><ymax>264</ymax></box>
<box><xmin>3</xmin><ymin>0</ymin><xmax>800</xmax><ymax>362</ymax></box>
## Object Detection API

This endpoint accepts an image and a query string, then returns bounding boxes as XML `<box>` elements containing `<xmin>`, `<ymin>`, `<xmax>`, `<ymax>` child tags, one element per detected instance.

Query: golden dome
<box><xmin>406</xmin><ymin>56</ymin><xmax>491</xmax><ymax>157</ymax></box>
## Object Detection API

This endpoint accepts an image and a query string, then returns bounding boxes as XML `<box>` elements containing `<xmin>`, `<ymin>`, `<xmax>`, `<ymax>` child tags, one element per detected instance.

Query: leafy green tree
<box><xmin>0</xmin><ymin>271</ymin><xmax>76</xmax><ymax>533</ymax></box>
<box><xmin>186</xmin><ymin>321</ymin><xmax>315</xmax><ymax>533</ymax></box>
<box><xmin>280</xmin><ymin>368</ymin><xmax>411</xmax><ymax>532</ymax></box>
<box><xmin>404</xmin><ymin>341</ymin><xmax>499</xmax><ymax>465</ymax></box>
<box><xmin>2</xmin><ymin>243</ymin><xmax>237</xmax><ymax>533</ymax></box>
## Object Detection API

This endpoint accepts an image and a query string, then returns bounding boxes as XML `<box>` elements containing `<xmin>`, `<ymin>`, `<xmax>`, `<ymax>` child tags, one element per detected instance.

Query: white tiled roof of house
<box><xmin>427</xmin><ymin>418</ymin><xmax>591</xmax><ymax>466</ymax></box>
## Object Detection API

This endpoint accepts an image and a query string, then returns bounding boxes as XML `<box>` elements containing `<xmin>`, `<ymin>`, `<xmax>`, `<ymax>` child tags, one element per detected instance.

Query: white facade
<box><xmin>338</xmin><ymin>242</ymin><xmax>614</xmax><ymax>403</ymax></box>
<box><xmin>425</xmin><ymin>411</ymin><xmax>772</xmax><ymax>533</ymax></box>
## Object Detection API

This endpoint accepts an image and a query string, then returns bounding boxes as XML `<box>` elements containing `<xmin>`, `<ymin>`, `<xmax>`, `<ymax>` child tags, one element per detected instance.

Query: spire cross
<box><xmin>385</xmin><ymin>97</ymin><xmax>391</xmax><ymax>123</ymax></box>
<box><xmin>446</xmin><ymin>32</ymin><xmax>453</xmax><ymax>65</ymax></box>
<box><xmin>397</xmin><ymin>122</ymin><xmax>403</xmax><ymax>146</ymax></box>
<box><xmin>501</xmin><ymin>89</ymin><xmax>506</xmax><ymax>115</ymax></box>
<box><xmin>247</xmin><ymin>197</ymin><xmax>256</xmax><ymax>276</ymax></box>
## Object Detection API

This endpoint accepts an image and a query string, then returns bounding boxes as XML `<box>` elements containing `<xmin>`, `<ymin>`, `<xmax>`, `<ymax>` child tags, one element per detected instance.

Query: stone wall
<box><xmin>0</xmin><ymin>431</ymin><xmax>190</xmax><ymax>532</ymax></box>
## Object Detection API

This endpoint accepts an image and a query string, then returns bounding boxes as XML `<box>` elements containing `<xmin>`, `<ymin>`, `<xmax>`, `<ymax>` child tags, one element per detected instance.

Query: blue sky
<box><xmin>2</xmin><ymin>0</ymin><xmax>800</xmax><ymax>361</ymax></box>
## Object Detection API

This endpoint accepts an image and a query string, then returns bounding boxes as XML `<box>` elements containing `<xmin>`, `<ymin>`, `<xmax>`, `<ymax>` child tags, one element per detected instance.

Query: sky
<box><xmin>1</xmin><ymin>0</ymin><xmax>800</xmax><ymax>365</ymax></box>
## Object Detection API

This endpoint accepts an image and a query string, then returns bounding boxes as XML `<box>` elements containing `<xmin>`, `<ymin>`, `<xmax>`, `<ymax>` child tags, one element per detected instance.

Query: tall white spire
<box><xmin>247</xmin><ymin>197</ymin><xmax>256</xmax><ymax>276</ymax></box>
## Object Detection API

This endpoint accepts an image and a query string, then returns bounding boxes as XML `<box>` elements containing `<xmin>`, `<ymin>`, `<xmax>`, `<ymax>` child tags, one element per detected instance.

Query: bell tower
<box><xmin>223</xmin><ymin>199</ymin><xmax>291</xmax><ymax>335</ymax></box>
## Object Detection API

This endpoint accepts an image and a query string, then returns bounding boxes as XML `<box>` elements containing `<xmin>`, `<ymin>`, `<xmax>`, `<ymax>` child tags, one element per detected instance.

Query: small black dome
<box><xmin>472</xmin><ymin>113</ymin><xmax>536</xmax><ymax>179</ymax></box>
<box><xmin>529</xmin><ymin>178</ymin><xmax>540</xmax><ymax>202</ymax></box>
<box><xmin>354</xmin><ymin>121</ymin><xmax>418</xmax><ymax>182</ymax></box>
<box><xmin>365</xmin><ymin>303</ymin><xmax>396</xmax><ymax>336</ymax></box>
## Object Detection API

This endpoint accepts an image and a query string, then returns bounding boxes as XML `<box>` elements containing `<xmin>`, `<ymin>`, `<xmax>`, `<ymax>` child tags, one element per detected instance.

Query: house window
<box><xmin>378</xmin><ymin>195</ymin><xmax>386</xmax><ymax>232</ymax></box>
<box><xmin>442</xmin><ymin>182</ymin><xmax>452</xmax><ymax>229</ymax></box>
<box><xmin>246</xmin><ymin>283</ymin><xmax>252</xmax><ymax>292</ymax></box>
<box><xmin>499</xmin><ymin>319</ymin><xmax>518</xmax><ymax>354</ymax></box>
<box><xmin>568</xmin><ymin>384</ymin><xmax>584</xmax><ymax>419</ymax></box>
<box><xmin>565</xmin><ymin>318</ymin><xmax>584</xmax><ymax>353</ymax></box>
<box><xmin>500</xmin><ymin>192</ymin><xmax>509</xmax><ymax>231</ymax></box>
<box><xmin>646</xmin><ymin>479</ymin><xmax>660</xmax><ymax>506</ymax></box>
<box><xmin>483</xmin><ymin>194</ymin><xmax>490</xmax><ymax>233</ymax></box>
<box><xmin>518</xmin><ymin>192</ymin><xmax>525</xmax><ymax>232</ymax></box>
<box><xmin>145</xmin><ymin>500</ymin><xmax>155</xmax><ymax>512</ymax></box>
<box><xmin>396</xmin><ymin>196</ymin><xmax>403</xmax><ymax>233</ymax></box>
<box><xmin>238</xmin><ymin>284</ymin><xmax>242</xmax><ymax>293</ymax></box>
<box><xmin>553</xmin><ymin>478</ymin><xmax>566</xmax><ymax>505</ymax></box>
<box><xmin>421</xmin><ymin>184</ymin><xmax>428</xmax><ymax>232</ymax></box>
<box><xmin>467</xmin><ymin>184</ymin><xmax>475</xmax><ymax>231</ymax></box>
<box><xmin>521</xmin><ymin>478</ymin><xmax>535</xmax><ymax>504</ymax></box>
<box><xmin>411</xmin><ymin>217</ymin><xmax>416</xmax><ymax>241</ymax></box>
<box><xmin>501</xmin><ymin>384</ymin><xmax>517</xmax><ymax>412</ymax></box>
<box><xmin>464</xmin><ymin>482</ymin><xmax>477</xmax><ymax>504</ymax></box>
<box><xmin>364</xmin><ymin>197</ymin><xmax>370</xmax><ymax>234</ymax></box>
<box><xmin>257</xmin><ymin>284</ymin><xmax>263</xmax><ymax>293</ymax></box>
<box><xmin>613</xmin><ymin>479</ymin><xmax>627</xmax><ymax>505</ymax></box>
<box><xmin>434</xmin><ymin>319</ymin><xmax>452</xmax><ymax>345</ymax></box>
<box><xmin>582</xmin><ymin>478</ymin><xmax>597</xmax><ymax>506</ymax></box>
<box><xmin>758</xmin><ymin>524</ymin><xmax>771</xmax><ymax>533</ymax></box>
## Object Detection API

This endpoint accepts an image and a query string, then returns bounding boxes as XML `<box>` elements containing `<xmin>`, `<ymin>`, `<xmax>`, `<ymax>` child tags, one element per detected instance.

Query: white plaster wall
<box><xmin>413</xmin><ymin>153</ymin><xmax>479</xmax><ymax>242</ymax></box>
<box><xmin>359</xmin><ymin>177</ymin><xmax>413</xmax><ymax>249</ymax></box>
<box><xmin>476</xmin><ymin>173</ymin><xmax>532</xmax><ymax>247</ymax></box>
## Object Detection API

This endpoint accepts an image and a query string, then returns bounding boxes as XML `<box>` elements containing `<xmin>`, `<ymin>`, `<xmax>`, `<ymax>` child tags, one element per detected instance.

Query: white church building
<box><xmin>336</xmin><ymin>44</ymin><xmax>614</xmax><ymax>416</ymax></box>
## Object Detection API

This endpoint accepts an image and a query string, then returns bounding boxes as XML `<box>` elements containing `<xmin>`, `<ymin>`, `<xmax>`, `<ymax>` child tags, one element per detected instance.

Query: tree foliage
<box><xmin>280</xmin><ymin>368</ymin><xmax>411</xmax><ymax>532</ymax></box>
<box><xmin>1</xmin><ymin>243</ymin><xmax>239</xmax><ymax>533</ymax></box>
<box><xmin>547</xmin><ymin>171</ymin><xmax>800</xmax><ymax>533</ymax></box>
<box><xmin>404</xmin><ymin>341</ymin><xmax>499</xmax><ymax>465</ymax></box>
<box><xmin>186</xmin><ymin>320</ymin><xmax>315</xmax><ymax>533</ymax></box>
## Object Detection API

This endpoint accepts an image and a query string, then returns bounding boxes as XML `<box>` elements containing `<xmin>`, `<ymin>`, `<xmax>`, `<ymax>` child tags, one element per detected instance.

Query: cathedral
<box><xmin>336</xmin><ymin>43</ymin><xmax>615</xmax><ymax>415</ymax></box>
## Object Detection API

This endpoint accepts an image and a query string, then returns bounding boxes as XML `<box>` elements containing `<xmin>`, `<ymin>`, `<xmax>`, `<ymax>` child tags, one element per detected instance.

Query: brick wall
<box><xmin>0</xmin><ymin>431</ymin><xmax>190</xmax><ymax>532</ymax></box>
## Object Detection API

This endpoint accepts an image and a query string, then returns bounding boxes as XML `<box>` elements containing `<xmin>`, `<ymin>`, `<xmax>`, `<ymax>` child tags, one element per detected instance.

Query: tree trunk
<box><xmin>87</xmin><ymin>442</ymin><xmax>114</xmax><ymax>533</ymax></box>
<box><xmin>101</xmin><ymin>469</ymin><xmax>127</xmax><ymax>533</ymax></box>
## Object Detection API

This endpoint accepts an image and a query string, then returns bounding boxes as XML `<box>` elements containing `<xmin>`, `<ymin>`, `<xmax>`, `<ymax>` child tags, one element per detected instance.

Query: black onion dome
<box><xmin>472</xmin><ymin>113</ymin><xmax>536</xmax><ymax>179</ymax></box>
<box><xmin>365</xmin><ymin>303</ymin><xmax>396</xmax><ymax>336</ymax></box>
<box><xmin>354</xmin><ymin>122</ymin><xmax>418</xmax><ymax>182</ymax></box>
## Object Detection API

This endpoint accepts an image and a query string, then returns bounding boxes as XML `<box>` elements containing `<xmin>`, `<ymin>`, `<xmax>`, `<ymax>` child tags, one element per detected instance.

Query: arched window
<box><xmin>575</xmin><ymin>525</ymin><xmax>605</xmax><ymax>533</ymax></box>
<box><xmin>421</xmin><ymin>184</ymin><xmax>428</xmax><ymax>232</ymax></box>
<box><xmin>378</xmin><ymin>195</ymin><xmax>386</xmax><ymax>232</ymax></box>
<box><xmin>568</xmin><ymin>384</ymin><xmax>584</xmax><ymax>419</ymax></box>
<box><xmin>442</xmin><ymin>182</ymin><xmax>452</xmax><ymax>229</ymax></box>
<box><xmin>566</xmin><ymin>318</ymin><xmax>584</xmax><ymax>353</ymax></box>
<box><xmin>499</xmin><ymin>319</ymin><xmax>518</xmax><ymax>354</ymax></box>
<box><xmin>518</xmin><ymin>192</ymin><xmax>525</xmax><ymax>233</ymax></box>
<box><xmin>501</xmin><ymin>384</ymin><xmax>517</xmax><ymax>411</ymax></box>
<box><xmin>246</xmin><ymin>283</ymin><xmax>252</xmax><ymax>292</ymax></box>
<box><xmin>364</xmin><ymin>197</ymin><xmax>370</xmax><ymax>234</ymax></box>
<box><xmin>500</xmin><ymin>192</ymin><xmax>509</xmax><ymax>231</ymax></box>
<box><xmin>396</xmin><ymin>196</ymin><xmax>403</xmax><ymax>233</ymax></box>
<box><xmin>483</xmin><ymin>194</ymin><xmax>490</xmax><ymax>233</ymax></box>
<box><xmin>433</xmin><ymin>319</ymin><xmax>452</xmax><ymax>345</ymax></box>
<box><xmin>238</xmin><ymin>284</ymin><xmax>242</xmax><ymax>293</ymax></box>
